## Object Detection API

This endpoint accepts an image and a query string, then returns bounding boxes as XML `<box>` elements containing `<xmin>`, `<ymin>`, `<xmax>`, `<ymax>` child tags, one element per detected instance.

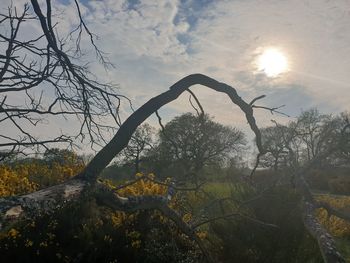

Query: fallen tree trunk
<box><xmin>0</xmin><ymin>178</ymin><xmax>87</xmax><ymax>230</ymax></box>
<box><xmin>298</xmin><ymin>175</ymin><xmax>346</xmax><ymax>263</ymax></box>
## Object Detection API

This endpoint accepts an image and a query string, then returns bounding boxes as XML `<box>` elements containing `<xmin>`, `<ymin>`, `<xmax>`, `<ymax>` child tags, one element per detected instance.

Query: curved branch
<box><xmin>249</xmin><ymin>95</ymin><xmax>266</xmax><ymax>106</ymax></box>
<box><xmin>81</xmin><ymin>73</ymin><xmax>264</xmax><ymax>182</ymax></box>
<box><xmin>0</xmin><ymin>74</ymin><xmax>262</xmax><ymax>232</ymax></box>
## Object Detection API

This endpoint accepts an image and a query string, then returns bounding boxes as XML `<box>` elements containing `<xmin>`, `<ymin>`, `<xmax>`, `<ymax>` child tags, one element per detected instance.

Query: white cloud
<box><xmin>186</xmin><ymin>0</ymin><xmax>350</xmax><ymax>103</ymax></box>
<box><xmin>1</xmin><ymin>0</ymin><xmax>350</xmax><ymax>151</ymax></box>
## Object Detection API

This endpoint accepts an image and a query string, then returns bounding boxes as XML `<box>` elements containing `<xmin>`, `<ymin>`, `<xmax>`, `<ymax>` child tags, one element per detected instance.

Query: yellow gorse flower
<box><xmin>0</xmin><ymin>161</ymin><xmax>84</xmax><ymax>197</ymax></box>
<box><xmin>105</xmin><ymin>173</ymin><xmax>169</xmax><ymax>228</ymax></box>
<box><xmin>316</xmin><ymin>195</ymin><xmax>350</xmax><ymax>237</ymax></box>
<box><xmin>25</xmin><ymin>239</ymin><xmax>34</xmax><ymax>247</ymax></box>
<box><xmin>7</xmin><ymin>228</ymin><xmax>19</xmax><ymax>238</ymax></box>
<box><xmin>182</xmin><ymin>213</ymin><xmax>192</xmax><ymax>223</ymax></box>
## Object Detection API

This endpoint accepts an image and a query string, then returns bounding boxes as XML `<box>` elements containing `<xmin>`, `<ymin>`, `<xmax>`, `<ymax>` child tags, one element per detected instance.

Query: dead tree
<box><xmin>1</xmin><ymin>73</ymin><xmax>348</xmax><ymax>262</ymax></box>
<box><xmin>0</xmin><ymin>0</ymin><xmax>128</xmax><ymax>161</ymax></box>
<box><xmin>0</xmin><ymin>1</ymin><xmax>349</xmax><ymax>262</ymax></box>
<box><xmin>120</xmin><ymin>123</ymin><xmax>155</xmax><ymax>173</ymax></box>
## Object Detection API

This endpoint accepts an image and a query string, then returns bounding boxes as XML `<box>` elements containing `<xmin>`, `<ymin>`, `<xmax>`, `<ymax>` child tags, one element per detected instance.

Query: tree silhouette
<box><xmin>0</xmin><ymin>0</ymin><xmax>127</xmax><ymax>160</ymax></box>
<box><xmin>153</xmin><ymin>113</ymin><xmax>246</xmax><ymax>182</ymax></box>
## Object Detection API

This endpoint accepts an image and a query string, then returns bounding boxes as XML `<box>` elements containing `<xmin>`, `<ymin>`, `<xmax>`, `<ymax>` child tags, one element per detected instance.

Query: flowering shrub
<box><xmin>316</xmin><ymin>195</ymin><xmax>350</xmax><ymax>237</ymax></box>
<box><xmin>0</xmin><ymin>161</ymin><xmax>84</xmax><ymax>197</ymax></box>
<box><xmin>0</xmin><ymin>172</ymin><xmax>202</xmax><ymax>262</ymax></box>
<box><xmin>112</xmin><ymin>172</ymin><xmax>169</xmax><ymax>196</ymax></box>
<box><xmin>0</xmin><ymin>165</ymin><xmax>38</xmax><ymax>196</ymax></box>
<box><xmin>106</xmin><ymin>173</ymin><xmax>205</xmax><ymax>240</ymax></box>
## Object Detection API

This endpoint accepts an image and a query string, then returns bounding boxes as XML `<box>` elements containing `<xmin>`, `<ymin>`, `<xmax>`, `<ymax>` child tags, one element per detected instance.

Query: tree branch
<box><xmin>81</xmin><ymin>73</ymin><xmax>264</xmax><ymax>182</ymax></box>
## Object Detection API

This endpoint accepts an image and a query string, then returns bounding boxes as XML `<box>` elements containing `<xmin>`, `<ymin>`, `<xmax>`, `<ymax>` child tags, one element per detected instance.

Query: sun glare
<box><xmin>257</xmin><ymin>48</ymin><xmax>288</xmax><ymax>77</ymax></box>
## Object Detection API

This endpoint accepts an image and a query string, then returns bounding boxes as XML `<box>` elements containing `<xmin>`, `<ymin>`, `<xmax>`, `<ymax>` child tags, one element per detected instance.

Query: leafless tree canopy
<box><xmin>0</xmin><ymin>0</ymin><xmax>129</xmax><ymax>161</ymax></box>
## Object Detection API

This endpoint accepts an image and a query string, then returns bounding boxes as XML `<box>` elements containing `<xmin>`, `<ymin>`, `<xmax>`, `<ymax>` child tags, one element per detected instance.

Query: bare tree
<box><xmin>0</xmin><ymin>0</ymin><xmax>128</xmax><ymax>161</ymax></box>
<box><xmin>293</xmin><ymin>109</ymin><xmax>343</xmax><ymax>165</ymax></box>
<box><xmin>260</xmin><ymin>125</ymin><xmax>289</xmax><ymax>171</ymax></box>
<box><xmin>120</xmin><ymin>123</ymin><xmax>155</xmax><ymax>173</ymax></box>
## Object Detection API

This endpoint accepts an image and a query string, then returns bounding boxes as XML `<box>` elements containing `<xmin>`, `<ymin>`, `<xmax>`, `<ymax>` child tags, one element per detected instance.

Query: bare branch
<box><xmin>81</xmin><ymin>74</ymin><xmax>265</xmax><ymax>182</ymax></box>
<box><xmin>187</xmin><ymin>88</ymin><xmax>204</xmax><ymax>116</ymax></box>
<box><xmin>252</xmin><ymin>104</ymin><xmax>290</xmax><ymax>117</ymax></box>
<box><xmin>249</xmin><ymin>94</ymin><xmax>266</xmax><ymax>106</ymax></box>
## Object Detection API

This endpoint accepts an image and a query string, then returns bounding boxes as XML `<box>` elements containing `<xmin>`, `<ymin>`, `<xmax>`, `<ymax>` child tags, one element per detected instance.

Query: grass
<box><xmin>203</xmin><ymin>182</ymin><xmax>232</xmax><ymax>197</ymax></box>
<box><xmin>336</xmin><ymin>238</ymin><xmax>350</xmax><ymax>263</ymax></box>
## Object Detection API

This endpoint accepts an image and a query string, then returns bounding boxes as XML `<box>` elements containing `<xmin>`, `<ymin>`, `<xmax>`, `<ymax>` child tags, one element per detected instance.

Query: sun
<box><xmin>257</xmin><ymin>48</ymin><xmax>288</xmax><ymax>77</ymax></box>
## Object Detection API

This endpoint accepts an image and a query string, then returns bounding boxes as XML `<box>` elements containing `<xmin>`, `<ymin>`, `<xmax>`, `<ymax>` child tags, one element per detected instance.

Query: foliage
<box><xmin>110</xmin><ymin>173</ymin><xmax>167</xmax><ymax>197</ymax></box>
<box><xmin>100</xmin><ymin>162</ymin><xmax>135</xmax><ymax>183</ymax></box>
<box><xmin>1</xmin><ymin>108</ymin><xmax>350</xmax><ymax>262</ymax></box>
<box><xmin>1</xmin><ymin>156</ymin><xmax>350</xmax><ymax>262</ymax></box>
<box><xmin>316</xmin><ymin>195</ymin><xmax>350</xmax><ymax>237</ymax></box>
<box><xmin>207</xmin><ymin>185</ymin><xmax>323</xmax><ymax>263</ymax></box>
<box><xmin>43</xmin><ymin>148</ymin><xmax>85</xmax><ymax>168</ymax></box>
<box><xmin>0</xmin><ymin>173</ymin><xmax>202</xmax><ymax>262</ymax></box>
<box><xmin>328</xmin><ymin>177</ymin><xmax>350</xmax><ymax>195</ymax></box>
<box><xmin>0</xmin><ymin>150</ymin><xmax>84</xmax><ymax>197</ymax></box>
<box><xmin>307</xmin><ymin>169</ymin><xmax>333</xmax><ymax>191</ymax></box>
<box><xmin>315</xmin><ymin>195</ymin><xmax>350</xmax><ymax>262</ymax></box>
<box><xmin>259</xmin><ymin>109</ymin><xmax>349</xmax><ymax>171</ymax></box>
<box><xmin>0</xmin><ymin>165</ymin><xmax>38</xmax><ymax>197</ymax></box>
<box><xmin>305</xmin><ymin>167</ymin><xmax>350</xmax><ymax>193</ymax></box>
<box><xmin>150</xmin><ymin>113</ymin><xmax>246</xmax><ymax>181</ymax></box>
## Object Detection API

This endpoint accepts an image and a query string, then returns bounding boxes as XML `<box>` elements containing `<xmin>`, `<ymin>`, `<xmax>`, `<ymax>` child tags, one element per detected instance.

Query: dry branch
<box><xmin>1</xmin><ymin>73</ymin><xmax>261</xmax><ymax>216</ymax></box>
<box><xmin>0</xmin><ymin>73</ymin><xmax>264</xmax><ymax>262</ymax></box>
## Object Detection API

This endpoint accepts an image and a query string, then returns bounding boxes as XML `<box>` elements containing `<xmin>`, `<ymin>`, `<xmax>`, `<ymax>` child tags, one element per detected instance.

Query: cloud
<box><xmin>1</xmin><ymin>0</ymin><xmax>350</xmax><ymax>151</ymax></box>
<box><xmin>180</xmin><ymin>0</ymin><xmax>350</xmax><ymax>112</ymax></box>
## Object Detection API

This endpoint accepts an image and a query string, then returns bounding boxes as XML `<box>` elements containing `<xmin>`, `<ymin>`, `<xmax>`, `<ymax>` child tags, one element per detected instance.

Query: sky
<box><xmin>1</xmin><ymin>0</ymin><xmax>350</xmax><ymax>152</ymax></box>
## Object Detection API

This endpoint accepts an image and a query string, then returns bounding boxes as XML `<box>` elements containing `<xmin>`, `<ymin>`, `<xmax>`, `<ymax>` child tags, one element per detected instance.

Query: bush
<box><xmin>307</xmin><ymin>169</ymin><xmax>332</xmax><ymax>191</ymax></box>
<box><xmin>306</xmin><ymin>167</ymin><xmax>350</xmax><ymax>192</ymax></box>
<box><xmin>207</xmin><ymin>185</ymin><xmax>323</xmax><ymax>263</ymax></box>
<box><xmin>0</xmin><ymin>173</ymin><xmax>202</xmax><ymax>263</ymax></box>
<box><xmin>329</xmin><ymin>177</ymin><xmax>350</xmax><ymax>195</ymax></box>
<box><xmin>316</xmin><ymin>195</ymin><xmax>350</xmax><ymax>237</ymax></box>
